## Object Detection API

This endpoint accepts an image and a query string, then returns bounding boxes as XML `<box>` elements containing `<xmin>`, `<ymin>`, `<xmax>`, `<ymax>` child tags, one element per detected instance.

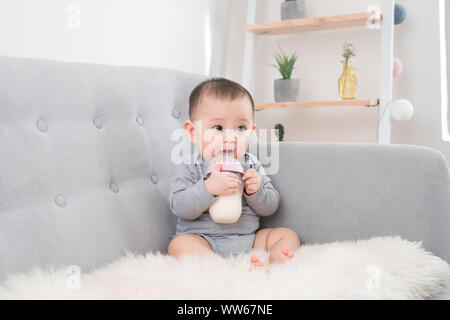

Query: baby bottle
<box><xmin>205</xmin><ymin>154</ymin><xmax>245</xmax><ymax>224</ymax></box>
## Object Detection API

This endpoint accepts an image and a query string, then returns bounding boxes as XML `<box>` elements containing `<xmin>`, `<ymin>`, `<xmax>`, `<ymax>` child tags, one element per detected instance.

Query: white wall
<box><xmin>0</xmin><ymin>0</ymin><xmax>210</xmax><ymax>75</ymax></box>
<box><xmin>213</xmin><ymin>0</ymin><xmax>450</xmax><ymax>164</ymax></box>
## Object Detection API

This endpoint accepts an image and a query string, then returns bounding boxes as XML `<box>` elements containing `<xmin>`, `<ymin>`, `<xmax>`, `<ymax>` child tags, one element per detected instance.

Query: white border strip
<box><xmin>439</xmin><ymin>0</ymin><xmax>450</xmax><ymax>141</ymax></box>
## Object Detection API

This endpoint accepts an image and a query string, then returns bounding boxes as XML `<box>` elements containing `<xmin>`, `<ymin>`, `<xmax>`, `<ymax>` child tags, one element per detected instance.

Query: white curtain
<box><xmin>208</xmin><ymin>0</ymin><xmax>232</xmax><ymax>77</ymax></box>
<box><xmin>208</xmin><ymin>0</ymin><xmax>248</xmax><ymax>80</ymax></box>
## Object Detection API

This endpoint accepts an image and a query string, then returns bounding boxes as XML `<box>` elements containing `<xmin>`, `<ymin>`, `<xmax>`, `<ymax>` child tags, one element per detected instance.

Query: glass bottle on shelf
<box><xmin>338</xmin><ymin>61</ymin><xmax>357</xmax><ymax>100</ymax></box>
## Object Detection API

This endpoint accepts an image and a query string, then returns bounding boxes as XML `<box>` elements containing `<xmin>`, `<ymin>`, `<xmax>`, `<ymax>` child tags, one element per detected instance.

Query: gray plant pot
<box><xmin>274</xmin><ymin>79</ymin><xmax>300</xmax><ymax>102</ymax></box>
<box><xmin>281</xmin><ymin>0</ymin><xmax>306</xmax><ymax>20</ymax></box>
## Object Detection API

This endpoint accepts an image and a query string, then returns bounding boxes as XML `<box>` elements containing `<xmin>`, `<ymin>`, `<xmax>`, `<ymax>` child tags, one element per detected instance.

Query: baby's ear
<box><xmin>184</xmin><ymin>120</ymin><xmax>196</xmax><ymax>144</ymax></box>
<box><xmin>245</xmin><ymin>123</ymin><xmax>256</xmax><ymax>139</ymax></box>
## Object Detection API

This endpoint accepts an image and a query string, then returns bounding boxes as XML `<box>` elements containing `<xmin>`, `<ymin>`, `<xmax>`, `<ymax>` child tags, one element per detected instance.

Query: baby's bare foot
<box><xmin>250</xmin><ymin>253</ymin><xmax>264</xmax><ymax>269</ymax></box>
<box><xmin>276</xmin><ymin>246</ymin><xmax>294</xmax><ymax>264</ymax></box>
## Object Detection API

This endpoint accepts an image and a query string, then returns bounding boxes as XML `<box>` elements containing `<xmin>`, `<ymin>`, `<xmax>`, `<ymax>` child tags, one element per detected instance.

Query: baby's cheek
<box><xmin>202</xmin><ymin>131</ymin><xmax>221</xmax><ymax>158</ymax></box>
<box><xmin>236</xmin><ymin>136</ymin><xmax>248</xmax><ymax>149</ymax></box>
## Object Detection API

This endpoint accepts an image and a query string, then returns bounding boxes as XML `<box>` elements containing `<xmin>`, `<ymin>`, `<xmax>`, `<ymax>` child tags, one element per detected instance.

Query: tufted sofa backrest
<box><xmin>0</xmin><ymin>55</ymin><xmax>206</xmax><ymax>279</ymax></box>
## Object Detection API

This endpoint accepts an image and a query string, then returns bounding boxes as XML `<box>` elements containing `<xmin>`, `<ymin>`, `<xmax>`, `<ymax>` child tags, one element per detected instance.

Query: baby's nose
<box><xmin>223</xmin><ymin>129</ymin><xmax>238</xmax><ymax>142</ymax></box>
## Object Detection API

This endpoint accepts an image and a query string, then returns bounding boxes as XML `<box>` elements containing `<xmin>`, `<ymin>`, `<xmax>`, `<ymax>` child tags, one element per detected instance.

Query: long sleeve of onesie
<box><xmin>243</xmin><ymin>160</ymin><xmax>280</xmax><ymax>217</ymax></box>
<box><xmin>168</xmin><ymin>164</ymin><xmax>218</xmax><ymax>220</ymax></box>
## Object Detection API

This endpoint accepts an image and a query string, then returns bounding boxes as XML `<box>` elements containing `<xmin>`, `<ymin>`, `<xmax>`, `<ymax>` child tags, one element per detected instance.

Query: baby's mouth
<box><xmin>222</xmin><ymin>149</ymin><xmax>236</xmax><ymax>158</ymax></box>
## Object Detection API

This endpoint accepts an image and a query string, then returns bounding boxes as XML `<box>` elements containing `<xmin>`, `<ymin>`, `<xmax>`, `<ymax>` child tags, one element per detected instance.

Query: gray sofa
<box><xmin>1</xmin><ymin>55</ymin><xmax>449</xmax><ymax>298</ymax></box>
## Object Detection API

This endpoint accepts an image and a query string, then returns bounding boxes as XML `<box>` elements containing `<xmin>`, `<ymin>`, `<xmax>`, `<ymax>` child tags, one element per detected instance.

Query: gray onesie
<box><xmin>168</xmin><ymin>151</ymin><xmax>280</xmax><ymax>257</ymax></box>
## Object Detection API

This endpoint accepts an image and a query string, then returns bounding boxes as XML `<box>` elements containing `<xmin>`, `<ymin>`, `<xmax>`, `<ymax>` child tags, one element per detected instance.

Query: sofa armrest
<box><xmin>259</xmin><ymin>141</ymin><xmax>450</xmax><ymax>263</ymax></box>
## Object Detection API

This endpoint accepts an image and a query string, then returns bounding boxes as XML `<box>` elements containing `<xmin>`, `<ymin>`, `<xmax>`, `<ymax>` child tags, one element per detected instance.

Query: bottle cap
<box><xmin>205</xmin><ymin>156</ymin><xmax>244</xmax><ymax>177</ymax></box>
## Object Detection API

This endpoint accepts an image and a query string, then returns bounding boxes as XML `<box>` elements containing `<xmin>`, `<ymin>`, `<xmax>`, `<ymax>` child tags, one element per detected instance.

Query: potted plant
<box><xmin>338</xmin><ymin>38</ymin><xmax>358</xmax><ymax>100</ymax></box>
<box><xmin>281</xmin><ymin>0</ymin><xmax>306</xmax><ymax>20</ymax></box>
<box><xmin>272</xmin><ymin>45</ymin><xmax>299</xmax><ymax>102</ymax></box>
<box><xmin>274</xmin><ymin>123</ymin><xmax>285</xmax><ymax>141</ymax></box>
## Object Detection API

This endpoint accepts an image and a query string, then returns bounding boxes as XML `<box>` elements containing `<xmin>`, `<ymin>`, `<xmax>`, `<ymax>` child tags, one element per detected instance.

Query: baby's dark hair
<box><xmin>189</xmin><ymin>78</ymin><xmax>255</xmax><ymax>119</ymax></box>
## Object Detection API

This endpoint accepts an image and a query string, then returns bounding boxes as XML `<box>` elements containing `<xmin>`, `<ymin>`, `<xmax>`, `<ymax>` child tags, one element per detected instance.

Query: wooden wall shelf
<box><xmin>255</xmin><ymin>99</ymin><xmax>380</xmax><ymax>110</ymax></box>
<box><xmin>242</xmin><ymin>0</ymin><xmax>395</xmax><ymax>143</ymax></box>
<box><xmin>244</xmin><ymin>12</ymin><xmax>379</xmax><ymax>35</ymax></box>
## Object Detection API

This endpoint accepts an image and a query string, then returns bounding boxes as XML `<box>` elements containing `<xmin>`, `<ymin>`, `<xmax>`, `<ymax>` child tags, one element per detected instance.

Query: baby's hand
<box><xmin>204</xmin><ymin>163</ymin><xmax>242</xmax><ymax>196</ymax></box>
<box><xmin>243</xmin><ymin>168</ymin><xmax>262</xmax><ymax>195</ymax></box>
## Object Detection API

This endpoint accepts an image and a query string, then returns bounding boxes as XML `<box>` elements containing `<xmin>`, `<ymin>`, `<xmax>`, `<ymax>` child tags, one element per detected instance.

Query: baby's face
<box><xmin>185</xmin><ymin>95</ymin><xmax>256</xmax><ymax>163</ymax></box>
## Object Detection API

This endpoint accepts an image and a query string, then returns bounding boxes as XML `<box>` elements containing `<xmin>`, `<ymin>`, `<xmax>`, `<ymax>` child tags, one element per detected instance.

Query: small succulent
<box><xmin>272</xmin><ymin>44</ymin><xmax>298</xmax><ymax>79</ymax></box>
<box><xmin>341</xmin><ymin>38</ymin><xmax>357</xmax><ymax>65</ymax></box>
<box><xmin>274</xmin><ymin>123</ymin><xmax>285</xmax><ymax>141</ymax></box>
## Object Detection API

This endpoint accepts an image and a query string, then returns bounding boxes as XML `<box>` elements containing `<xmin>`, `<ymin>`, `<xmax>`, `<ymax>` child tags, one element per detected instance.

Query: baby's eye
<box><xmin>213</xmin><ymin>125</ymin><xmax>222</xmax><ymax>131</ymax></box>
<box><xmin>237</xmin><ymin>126</ymin><xmax>246</xmax><ymax>132</ymax></box>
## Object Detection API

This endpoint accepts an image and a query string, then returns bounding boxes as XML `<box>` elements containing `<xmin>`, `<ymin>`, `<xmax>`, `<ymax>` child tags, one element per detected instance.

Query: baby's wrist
<box><xmin>245</xmin><ymin>183</ymin><xmax>262</xmax><ymax>196</ymax></box>
<box><xmin>203</xmin><ymin>178</ymin><xmax>216</xmax><ymax>196</ymax></box>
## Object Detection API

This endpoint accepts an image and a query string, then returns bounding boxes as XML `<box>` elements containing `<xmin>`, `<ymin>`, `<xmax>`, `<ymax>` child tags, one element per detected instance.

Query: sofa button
<box><xmin>110</xmin><ymin>182</ymin><xmax>119</xmax><ymax>193</ymax></box>
<box><xmin>93</xmin><ymin>118</ymin><xmax>103</xmax><ymax>129</ymax></box>
<box><xmin>172</xmin><ymin>109</ymin><xmax>180</xmax><ymax>119</ymax></box>
<box><xmin>151</xmin><ymin>174</ymin><xmax>158</xmax><ymax>184</ymax></box>
<box><xmin>136</xmin><ymin>116</ymin><xmax>144</xmax><ymax>126</ymax></box>
<box><xmin>55</xmin><ymin>194</ymin><xmax>67</xmax><ymax>207</ymax></box>
<box><xmin>36</xmin><ymin>119</ymin><xmax>48</xmax><ymax>132</ymax></box>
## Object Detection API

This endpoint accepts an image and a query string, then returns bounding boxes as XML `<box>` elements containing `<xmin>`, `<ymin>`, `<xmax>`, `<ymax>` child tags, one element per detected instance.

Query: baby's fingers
<box><xmin>224</xmin><ymin>172</ymin><xmax>241</xmax><ymax>179</ymax></box>
<box><xmin>223</xmin><ymin>173</ymin><xmax>241</xmax><ymax>183</ymax></box>
<box><xmin>227</xmin><ymin>176</ymin><xmax>241</xmax><ymax>187</ymax></box>
<box><xmin>243</xmin><ymin>169</ymin><xmax>257</xmax><ymax>181</ymax></box>
<box><xmin>227</xmin><ymin>185</ymin><xmax>240</xmax><ymax>192</ymax></box>
<box><xmin>244</xmin><ymin>177</ymin><xmax>257</xmax><ymax>186</ymax></box>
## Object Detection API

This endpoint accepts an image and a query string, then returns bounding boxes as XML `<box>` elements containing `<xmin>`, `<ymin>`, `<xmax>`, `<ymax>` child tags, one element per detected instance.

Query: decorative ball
<box><xmin>394</xmin><ymin>4</ymin><xmax>407</xmax><ymax>25</ymax></box>
<box><xmin>393</xmin><ymin>57</ymin><xmax>403</xmax><ymax>79</ymax></box>
<box><xmin>390</xmin><ymin>99</ymin><xmax>414</xmax><ymax>121</ymax></box>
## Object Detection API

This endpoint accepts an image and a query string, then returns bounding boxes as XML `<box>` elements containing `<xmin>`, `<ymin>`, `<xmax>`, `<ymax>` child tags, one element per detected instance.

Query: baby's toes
<box><xmin>250</xmin><ymin>253</ymin><xmax>264</xmax><ymax>267</ymax></box>
<box><xmin>282</xmin><ymin>246</ymin><xmax>294</xmax><ymax>258</ymax></box>
<box><xmin>276</xmin><ymin>254</ymin><xmax>288</xmax><ymax>264</ymax></box>
<box><xmin>275</xmin><ymin>246</ymin><xmax>294</xmax><ymax>264</ymax></box>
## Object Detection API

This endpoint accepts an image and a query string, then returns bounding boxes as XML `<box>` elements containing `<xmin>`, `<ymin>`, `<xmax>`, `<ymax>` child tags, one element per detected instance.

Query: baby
<box><xmin>168</xmin><ymin>78</ymin><xmax>301</xmax><ymax>267</ymax></box>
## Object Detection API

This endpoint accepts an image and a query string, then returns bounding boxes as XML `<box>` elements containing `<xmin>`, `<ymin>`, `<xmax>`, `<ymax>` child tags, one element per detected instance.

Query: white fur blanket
<box><xmin>1</xmin><ymin>236</ymin><xmax>449</xmax><ymax>299</ymax></box>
